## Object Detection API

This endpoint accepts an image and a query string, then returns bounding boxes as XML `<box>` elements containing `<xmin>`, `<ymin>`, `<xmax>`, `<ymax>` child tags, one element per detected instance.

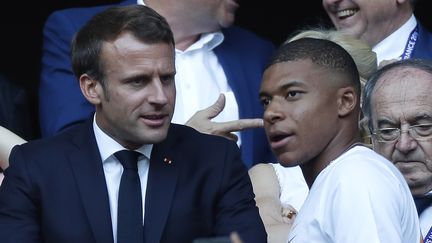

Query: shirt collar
<box><xmin>372</xmin><ymin>14</ymin><xmax>417</xmax><ymax>64</ymax></box>
<box><xmin>137</xmin><ymin>0</ymin><xmax>224</xmax><ymax>53</ymax></box>
<box><xmin>175</xmin><ymin>31</ymin><xmax>224</xmax><ymax>54</ymax></box>
<box><xmin>93</xmin><ymin>115</ymin><xmax>153</xmax><ymax>162</ymax></box>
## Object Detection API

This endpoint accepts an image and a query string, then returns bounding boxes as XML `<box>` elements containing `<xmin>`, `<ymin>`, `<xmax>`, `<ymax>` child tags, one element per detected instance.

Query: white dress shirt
<box><xmin>172</xmin><ymin>32</ymin><xmax>239</xmax><ymax>126</ymax></box>
<box><xmin>373</xmin><ymin>15</ymin><xmax>417</xmax><ymax>64</ymax></box>
<box><xmin>93</xmin><ymin>117</ymin><xmax>152</xmax><ymax>243</ymax></box>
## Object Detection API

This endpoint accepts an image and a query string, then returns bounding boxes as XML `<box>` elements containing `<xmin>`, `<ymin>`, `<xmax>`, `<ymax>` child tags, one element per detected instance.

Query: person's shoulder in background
<box><xmin>39</xmin><ymin>1</ymin><xmax>133</xmax><ymax>137</ymax></box>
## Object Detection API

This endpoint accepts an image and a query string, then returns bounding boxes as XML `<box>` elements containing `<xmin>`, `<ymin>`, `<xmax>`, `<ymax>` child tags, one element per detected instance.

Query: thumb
<box><xmin>230</xmin><ymin>232</ymin><xmax>243</xmax><ymax>243</ymax></box>
<box><xmin>204</xmin><ymin>93</ymin><xmax>226</xmax><ymax>119</ymax></box>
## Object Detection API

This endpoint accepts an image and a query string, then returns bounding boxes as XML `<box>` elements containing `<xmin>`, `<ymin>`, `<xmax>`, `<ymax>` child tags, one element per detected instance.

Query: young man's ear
<box><xmin>337</xmin><ymin>86</ymin><xmax>357</xmax><ymax>117</ymax></box>
<box><xmin>79</xmin><ymin>74</ymin><xmax>103</xmax><ymax>105</ymax></box>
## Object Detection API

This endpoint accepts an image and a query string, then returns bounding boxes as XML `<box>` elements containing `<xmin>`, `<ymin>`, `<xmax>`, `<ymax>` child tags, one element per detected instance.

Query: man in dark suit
<box><xmin>39</xmin><ymin>0</ymin><xmax>276</xmax><ymax>168</ymax></box>
<box><xmin>362</xmin><ymin>59</ymin><xmax>432</xmax><ymax>241</ymax></box>
<box><xmin>322</xmin><ymin>0</ymin><xmax>432</xmax><ymax>64</ymax></box>
<box><xmin>0</xmin><ymin>5</ymin><xmax>266</xmax><ymax>243</ymax></box>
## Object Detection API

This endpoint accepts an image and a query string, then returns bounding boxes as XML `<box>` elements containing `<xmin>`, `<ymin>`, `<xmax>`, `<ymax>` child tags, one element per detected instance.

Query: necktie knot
<box><xmin>114</xmin><ymin>150</ymin><xmax>141</xmax><ymax>171</ymax></box>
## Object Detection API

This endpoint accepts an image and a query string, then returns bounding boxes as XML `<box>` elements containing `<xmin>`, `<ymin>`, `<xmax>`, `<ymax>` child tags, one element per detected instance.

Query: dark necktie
<box><xmin>114</xmin><ymin>150</ymin><xmax>144</xmax><ymax>243</ymax></box>
<box><xmin>414</xmin><ymin>194</ymin><xmax>432</xmax><ymax>216</ymax></box>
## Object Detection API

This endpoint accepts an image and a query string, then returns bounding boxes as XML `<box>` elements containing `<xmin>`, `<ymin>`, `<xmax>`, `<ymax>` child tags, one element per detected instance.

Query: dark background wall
<box><xmin>0</xmin><ymin>1</ymin><xmax>430</xmax><ymax>139</ymax></box>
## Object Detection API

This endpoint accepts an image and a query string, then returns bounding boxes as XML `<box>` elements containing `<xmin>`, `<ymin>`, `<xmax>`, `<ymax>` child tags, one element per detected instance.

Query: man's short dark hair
<box><xmin>71</xmin><ymin>5</ymin><xmax>174</xmax><ymax>88</ymax></box>
<box><xmin>362</xmin><ymin>58</ymin><xmax>432</xmax><ymax>132</ymax></box>
<box><xmin>267</xmin><ymin>38</ymin><xmax>360</xmax><ymax>95</ymax></box>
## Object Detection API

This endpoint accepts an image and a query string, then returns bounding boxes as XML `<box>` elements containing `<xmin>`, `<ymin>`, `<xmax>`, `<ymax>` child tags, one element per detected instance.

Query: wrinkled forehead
<box><xmin>372</xmin><ymin>67</ymin><xmax>432</xmax><ymax>122</ymax></box>
<box><xmin>373</xmin><ymin>67</ymin><xmax>432</xmax><ymax>96</ymax></box>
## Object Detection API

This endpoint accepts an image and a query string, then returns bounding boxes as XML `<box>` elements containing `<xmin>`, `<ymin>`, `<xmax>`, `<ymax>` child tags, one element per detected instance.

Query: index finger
<box><xmin>216</xmin><ymin>118</ymin><xmax>264</xmax><ymax>133</ymax></box>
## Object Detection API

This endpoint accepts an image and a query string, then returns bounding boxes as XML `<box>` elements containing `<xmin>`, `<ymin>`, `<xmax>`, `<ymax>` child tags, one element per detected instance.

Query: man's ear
<box><xmin>79</xmin><ymin>74</ymin><xmax>103</xmax><ymax>105</ymax></box>
<box><xmin>337</xmin><ymin>86</ymin><xmax>358</xmax><ymax>117</ymax></box>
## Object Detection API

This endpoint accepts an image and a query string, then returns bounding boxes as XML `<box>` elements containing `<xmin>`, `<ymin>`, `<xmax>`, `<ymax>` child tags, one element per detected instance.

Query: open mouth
<box><xmin>143</xmin><ymin>114</ymin><xmax>166</xmax><ymax>120</ymax></box>
<box><xmin>271</xmin><ymin>134</ymin><xmax>289</xmax><ymax>142</ymax></box>
<box><xmin>140</xmin><ymin>113</ymin><xmax>168</xmax><ymax>127</ymax></box>
<box><xmin>337</xmin><ymin>8</ymin><xmax>358</xmax><ymax>19</ymax></box>
<box><xmin>268</xmin><ymin>132</ymin><xmax>293</xmax><ymax>150</ymax></box>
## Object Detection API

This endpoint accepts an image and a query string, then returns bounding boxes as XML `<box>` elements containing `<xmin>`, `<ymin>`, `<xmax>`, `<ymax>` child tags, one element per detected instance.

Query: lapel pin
<box><xmin>163</xmin><ymin>157</ymin><xmax>172</xmax><ymax>164</ymax></box>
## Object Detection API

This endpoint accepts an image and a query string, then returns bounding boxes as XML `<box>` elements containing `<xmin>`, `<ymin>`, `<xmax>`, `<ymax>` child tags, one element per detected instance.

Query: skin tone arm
<box><xmin>0</xmin><ymin>126</ymin><xmax>26</xmax><ymax>185</ymax></box>
<box><xmin>185</xmin><ymin>94</ymin><xmax>263</xmax><ymax>141</ymax></box>
<box><xmin>248</xmin><ymin>163</ymin><xmax>296</xmax><ymax>243</ymax></box>
<box><xmin>0</xmin><ymin>126</ymin><xmax>26</xmax><ymax>169</ymax></box>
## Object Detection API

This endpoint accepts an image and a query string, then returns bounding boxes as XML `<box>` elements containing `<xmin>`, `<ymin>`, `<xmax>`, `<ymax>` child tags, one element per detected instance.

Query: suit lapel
<box><xmin>68</xmin><ymin>121</ymin><xmax>114</xmax><ymax>243</ymax></box>
<box><xmin>144</xmin><ymin>125</ymin><xmax>180</xmax><ymax>243</ymax></box>
<box><xmin>120</xmin><ymin>0</ymin><xmax>137</xmax><ymax>6</ymax></box>
<box><xmin>413</xmin><ymin>23</ymin><xmax>432</xmax><ymax>60</ymax></box>
<box><xmin>213</xmin><ymin>32</ymin><xmax>255</xmax><ymax>166</ymax></box>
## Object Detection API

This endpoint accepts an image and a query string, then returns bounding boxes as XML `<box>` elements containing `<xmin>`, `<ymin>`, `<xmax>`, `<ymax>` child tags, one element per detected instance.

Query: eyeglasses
<box><xmin>372</xmin><ymin>123</ymin><xmax>432</xmax><ymax>143</ymax></box>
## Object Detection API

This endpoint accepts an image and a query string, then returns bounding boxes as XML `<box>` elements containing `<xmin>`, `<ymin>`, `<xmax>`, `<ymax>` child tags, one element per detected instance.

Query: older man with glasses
<box><xmin>362</xmin><ymin>58</ymin><xmax>432</xmax><ymax>241</ymax></box>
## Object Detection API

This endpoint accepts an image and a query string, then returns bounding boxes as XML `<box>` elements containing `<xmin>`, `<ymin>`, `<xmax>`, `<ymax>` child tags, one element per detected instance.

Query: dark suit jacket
<box><xmin>39</xmin><ymin>0</ymin><xmax>276</xmax><ymax>167</ymax></box>
<box><xmin>412</xmin><ymin>22</ymin><xmax>432</xmax><ymax>60</ymax></box>
<box><xmin>0</xmin><ymin>120</ymin><xmax>266</xmax><ymax>243</ymax></box>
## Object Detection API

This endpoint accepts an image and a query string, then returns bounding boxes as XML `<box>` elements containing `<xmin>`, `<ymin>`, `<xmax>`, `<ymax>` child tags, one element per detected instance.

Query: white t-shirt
<box><xmin>287</xmin><ymin>146</ymin><xmax>420</xmax><ymax>243</ymax></box>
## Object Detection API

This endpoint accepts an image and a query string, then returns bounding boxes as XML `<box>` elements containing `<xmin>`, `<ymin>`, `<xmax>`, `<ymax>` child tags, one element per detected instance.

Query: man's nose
<box><xmin>395</xmin><ymin>130</ymin><xmax>418</xmax><ymax>154</ymax></box>
<box><xmin>263</xmin><ymin>100</ymin><xmax>285</xmax><ymax>124</ymax></box>
<box><xmin>148</xmin><ymin>80</ymin><xmax>168</xmax><ymax>105</ymax></box>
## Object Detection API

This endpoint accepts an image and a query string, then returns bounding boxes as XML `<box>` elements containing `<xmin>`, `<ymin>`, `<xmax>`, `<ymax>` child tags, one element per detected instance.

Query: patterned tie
<box><xmin>415</xmin><ymin>194</ymin><xmax>432</xmax><ymax>216</ymax></box>
<box><xmin>114</xmin><ymin>150</ymin><xmax>143</xmax><ymax>243</ymax></box>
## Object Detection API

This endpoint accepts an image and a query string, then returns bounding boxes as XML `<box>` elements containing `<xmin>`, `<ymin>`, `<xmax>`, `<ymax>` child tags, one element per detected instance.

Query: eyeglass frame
<box><xmin>371</xmin><ymin>123</ymin><xmax>432</xmax><ymax>143</ymax></box>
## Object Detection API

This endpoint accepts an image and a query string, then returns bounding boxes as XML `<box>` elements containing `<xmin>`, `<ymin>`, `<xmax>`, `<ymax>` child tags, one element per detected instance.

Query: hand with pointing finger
<box><xmin>185</xmin><ymin>94</ymin><xmax>264</xmax><ymax>141</ymax></box>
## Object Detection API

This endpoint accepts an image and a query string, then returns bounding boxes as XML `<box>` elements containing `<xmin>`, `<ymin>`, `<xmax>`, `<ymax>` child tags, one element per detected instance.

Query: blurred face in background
<box><xmin>174</xmin><ymin>0</ymin><xmax>239</xmax><ymax>32</ymax></box>
<box><xmin>322</xmin><ymin>0</ymin><xmax>409</xmax><ymax>47</ymax></box>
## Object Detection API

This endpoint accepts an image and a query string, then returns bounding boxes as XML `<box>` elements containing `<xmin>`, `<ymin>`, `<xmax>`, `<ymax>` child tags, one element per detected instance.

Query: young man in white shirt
<box><xmin>259</xmin><ymin>37</ymin><xmax>420</xmax><ymax>242</ymax></box>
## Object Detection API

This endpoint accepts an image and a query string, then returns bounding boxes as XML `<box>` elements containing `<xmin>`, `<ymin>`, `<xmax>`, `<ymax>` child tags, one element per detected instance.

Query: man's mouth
<box><xmin>337</xmin><ymin>8</ymin><xmax>358</xmax><ymax>19</ymax></box>
<box><xmin>269</xmin><ymin>132</ymin><xmax>292</xmax><ymax>150</ymax></box>
<box><xmin>140</xmin><ymin>113</ymin><xmax>168</xmax><ymax>127</ymax></box>
<box><xmin>271</xmin><ymin>134</ymin><xmax>289</xmax><ymax>143</ymax></box>
<box><xmin>143</xmin><ymin>114</ymin><xmax>166</xmax><ymax>119</ymax></box>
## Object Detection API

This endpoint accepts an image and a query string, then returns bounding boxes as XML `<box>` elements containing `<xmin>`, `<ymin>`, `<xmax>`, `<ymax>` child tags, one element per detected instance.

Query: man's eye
<box><xmin>260</xmin><ymin>98</ymin><xmax>271</xmax><ymax>107</ymax></box>
<box><xmin>127</xmin><ymin>79</ymin><xmax>144</xmax><ymax>87</ymax></box>
<box><xmin>161</xmin><ymin>75</ymin><xmax>174</xmax><ymax>84</ymax></box>
<box><xmin>286</xmin><ymin>91</ymin><xmax>302</xmax><ymax>99</ymax></box>
<box><xmin>414</xmin><ymin>124</ymin><xmax>432</xmax><ymax>135</ymax></box>
<box><xmin>380</xmin><ymin>128</ymin><xmax>397</xmax><ymax>135</ymax></box>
